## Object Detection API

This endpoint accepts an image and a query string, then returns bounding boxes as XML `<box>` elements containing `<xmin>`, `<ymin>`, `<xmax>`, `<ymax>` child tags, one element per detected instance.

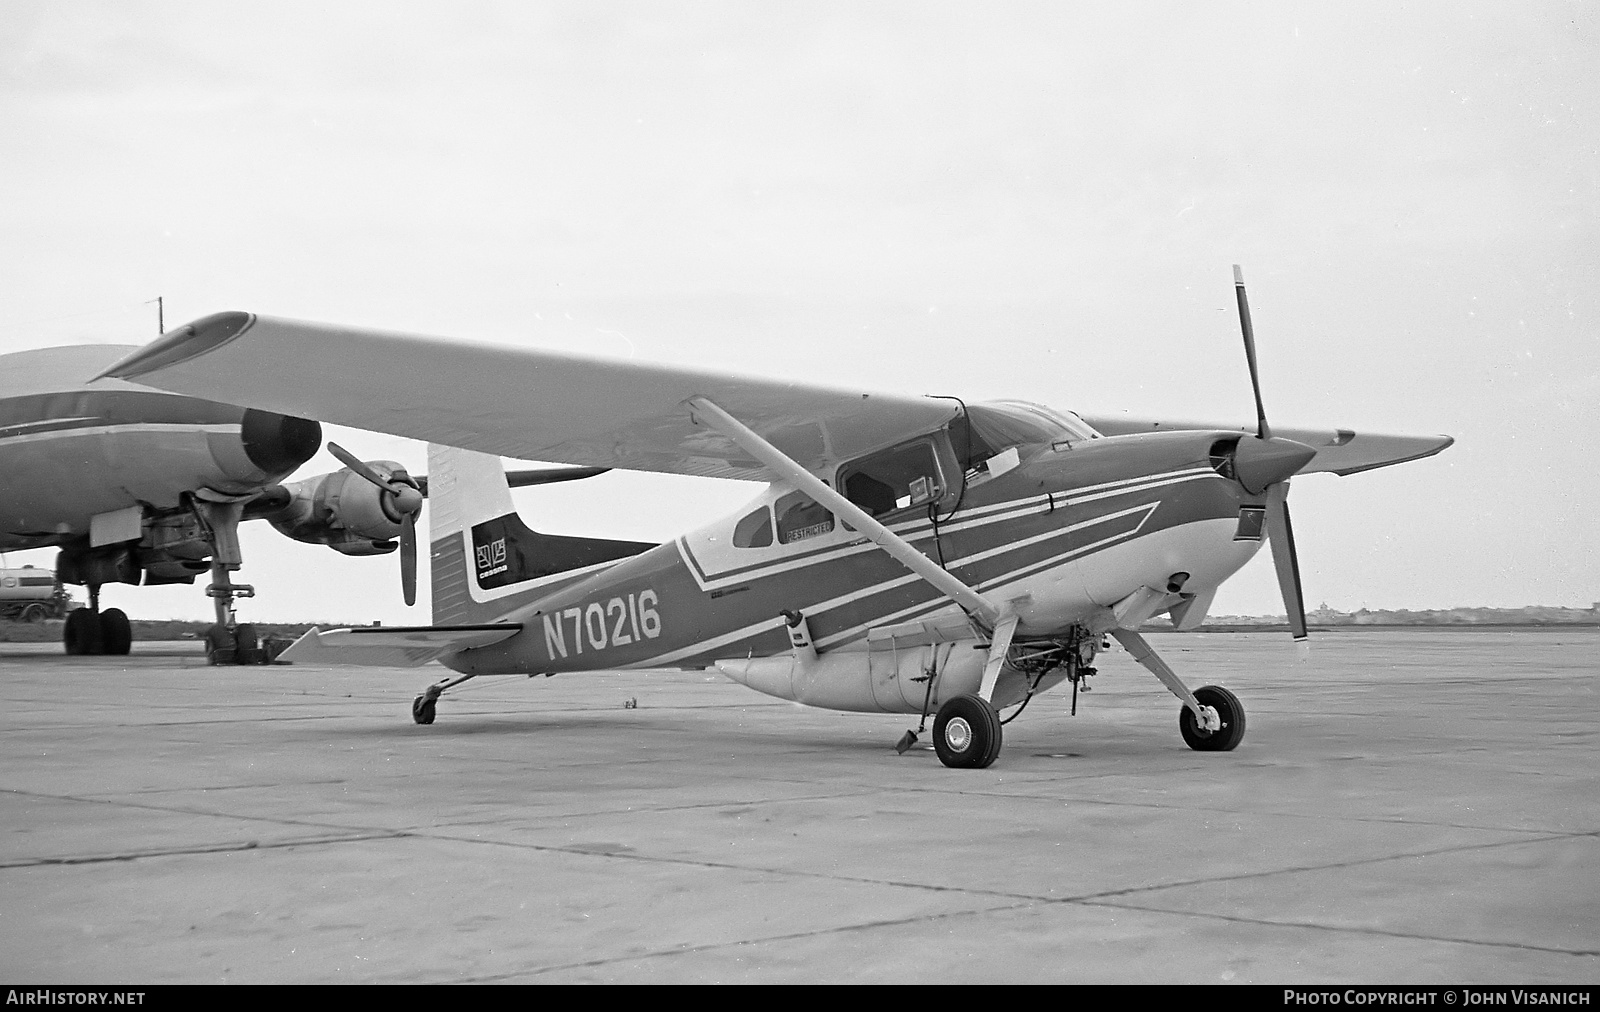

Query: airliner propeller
<box><xmin>1230</xmin><ymin>265</ymin><xmax>1315</xmax><ymax>640</ymax></box>
<box><xmin>327</xmin><ymin>441</ymin><xmax>425</xmax><ymax>606</ymax></box>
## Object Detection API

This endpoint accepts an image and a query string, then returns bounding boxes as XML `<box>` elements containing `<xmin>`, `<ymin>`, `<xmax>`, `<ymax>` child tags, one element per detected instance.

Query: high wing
<box><xmin>1078</xmin><ymin>415</ymin><xmax>1454</xmax><ymax>476</ymax></box>
<box><xmin>98</xmin><ymin>313</ymin><xmax>961</xmax><ymax>481</ymax></box>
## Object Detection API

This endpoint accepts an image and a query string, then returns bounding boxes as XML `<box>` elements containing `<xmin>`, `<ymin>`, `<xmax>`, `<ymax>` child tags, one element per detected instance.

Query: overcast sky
<box><xmin>1</xmin><ymin>2</ymin><xmax>1595</xmax><ymax>625</ymax></box>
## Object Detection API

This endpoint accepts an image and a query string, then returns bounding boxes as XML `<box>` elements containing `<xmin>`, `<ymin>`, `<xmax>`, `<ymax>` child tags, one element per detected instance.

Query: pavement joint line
<box><xmin>0</xmin><ymin>830</ymin><xmax>415</xmax><ymax>869</ymax></box>
<box><xmin>0</xmin><ymin>787</ymin><xmax>401</xmax><ymax>842</ymax></box>
<box><xmin>398</xmin><ymin>824</ymin><xmax>1600</xmax><ymax>925</ymax></box>
<box><xmin>424</xmin><ymin>788</ymin><xmax>885</xmax><ymax>825</ymax></box>
<box><xmin>1063</xmin><ymin>831</ymin><xmax>1600</xmax><ymax>904</ymax></box>
<box><xmin>5</xmin><ymin>775</ymin><xmax>1586</xmax><ymax>842</ymax></box>
<box><xmin>410</xmin><ymin>826</ymin><xmax>1052</xmax><ymax>902</ymax></box>
<box><xmin>71</xmin><ymin>779</ymin><xmax>353</xmax><ymax>797</ymax></box>
<box><xmin>1</xmin><ymin>785</ymin><xmax>887</xmax><ymax>865</ymax></box>
<box><xmin>446</xmin><ymin>899</ymin><xmax>1045</xmax><ymax>983</ymax></box>
<box><xmin>1076</xmin><ymin>897</ymin><xmax>1600</xmax><ymax>959</ymax></box>
<box><xmin>875</xmin><ymin>782</ymin><xmax>1587</xmax><ymax>838</ymax></box>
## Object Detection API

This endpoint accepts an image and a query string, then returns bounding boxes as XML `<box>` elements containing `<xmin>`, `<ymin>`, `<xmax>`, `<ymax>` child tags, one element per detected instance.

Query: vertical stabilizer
<box><xmin>427</xmin><ymin>444</ymin><xmax>655</xmax><ymax>625</ymax></box>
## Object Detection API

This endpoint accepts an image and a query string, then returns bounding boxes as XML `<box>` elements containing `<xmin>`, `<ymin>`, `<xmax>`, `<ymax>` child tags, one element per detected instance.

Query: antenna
<box><xmin>146</xmin><ymin>296</ymin><xmax>164</xmax><ymax>335</ymax></box>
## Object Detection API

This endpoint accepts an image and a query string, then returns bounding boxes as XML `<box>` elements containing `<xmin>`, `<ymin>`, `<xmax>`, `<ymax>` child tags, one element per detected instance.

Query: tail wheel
<box><xmin>932</xmin><ymin>694</ymin><xmax>1003</xmax><ymax>769</ymax></box>
<box><xmin>412</xmin><ymin>695</ymin><xmax>437</xmax><ymax>725</ymax></box>
<box><xmin>99</xmin><ymin>608</ymin><xmax>132</xmax><ymax>656</ymax></box>
<box><xmin>1180</xmin><ymin>685</ymin><xmax>1246</xmax><ymax>751</ymax></box>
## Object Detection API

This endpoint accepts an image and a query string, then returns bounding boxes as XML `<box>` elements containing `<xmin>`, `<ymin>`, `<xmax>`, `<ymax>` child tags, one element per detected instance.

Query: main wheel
<box><xmin>99</xmin><ymin>608</ymin><xmax>132</xmax><ymax>656</ymax></box>
<box><xmin>204</xmin><ymin>624</ymin><xmax>236</xmax><ymax>666</ymax></box>
<box><xmin>412</xmin><ymin>694</ymin><xmax>437</xmax><ymax>725</ymax></box>
<box><xmin>1179</xmin><ymin>685</ymin><xmax>1246</xmax><ymax>751</ymax></box>
<box><xmin>233</xmin><ymin>624</ymin><xmax>260</xmax><ymax>665</ymax></box>
<box><xmin>64</xmin><ymin>609</ymin><xmax>103</xmax><ymax>655</ymax></box>
<box><xmin>932</xmin><ymin>694</ymin><xmax>1003</xmax><ymax>768</ymax></box>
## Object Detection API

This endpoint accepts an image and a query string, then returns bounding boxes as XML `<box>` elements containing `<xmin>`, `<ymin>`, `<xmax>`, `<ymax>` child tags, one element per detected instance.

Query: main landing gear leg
<box><xmin>193</xmin><ymin>498</ymin><xmax>259</xmax><ymax>666</ymax></box>
<box><xmin>1109</xmin><ymin>629</ymin><xmax>1246</xmax><ymax>751</ymax></box>
<box><xmin>931</xmin><ymin>614</ymin><xmax>1018</xmax><ymax>769</ymax></box>
<box><xmin>413</xmin><ymin>673</ymin><xmax>478</xmax><ymax>725</ymax></box>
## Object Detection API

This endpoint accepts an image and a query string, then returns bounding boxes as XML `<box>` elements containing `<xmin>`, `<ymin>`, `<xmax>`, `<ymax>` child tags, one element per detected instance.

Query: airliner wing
<box><xmin>1078</xmin><ymin>415</ymin><xmax>1454</xmax><ymax>476</ymax></box>
<box><xmin>98</xmin><ymin>312</ymin><xmax>960</xmax><ymax>481</ymax></box>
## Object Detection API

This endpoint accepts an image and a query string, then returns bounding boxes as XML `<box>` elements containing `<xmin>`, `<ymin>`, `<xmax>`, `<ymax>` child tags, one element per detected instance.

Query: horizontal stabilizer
<box><xmin>1079</xmin><ymin>416</ymin><xmax>1453</xmax><ymax>476</ymax></box>
<box><xmin>279</xmin><ymin>623</ymin><xmax>521</xmax><ymax>667</ymax></box>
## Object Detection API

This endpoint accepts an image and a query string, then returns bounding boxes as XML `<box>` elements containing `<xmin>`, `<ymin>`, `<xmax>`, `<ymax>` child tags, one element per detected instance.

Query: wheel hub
<box><xmin>944</xmin><ymin>716</ymin><xmax>973</xmax><ymax>753</ymax></box>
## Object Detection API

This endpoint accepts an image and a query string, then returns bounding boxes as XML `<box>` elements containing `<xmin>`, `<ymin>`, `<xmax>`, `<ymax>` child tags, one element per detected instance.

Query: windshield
<box><xmin>949</xmin><ymin>400</ymin><xmax>1101</xmax><ymax>470</ymax></box>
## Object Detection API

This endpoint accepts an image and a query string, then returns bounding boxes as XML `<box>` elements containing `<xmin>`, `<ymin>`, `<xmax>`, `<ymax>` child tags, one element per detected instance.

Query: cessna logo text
<box><xmin>543</xmin><ymin>590</ymin><xmax>661</xmax><ymax>659</ymax></box>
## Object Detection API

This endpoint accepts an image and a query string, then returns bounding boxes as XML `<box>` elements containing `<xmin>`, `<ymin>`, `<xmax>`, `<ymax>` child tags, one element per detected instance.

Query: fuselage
<box><xmin>436</xmin><ymin>417</ymin><xmax>1268</xmax><ymax>683</ymax></box>
<box><xmin>0</xmin><ymin>345</ymin><xmax>320</xmax><ymax>552</ymax></box>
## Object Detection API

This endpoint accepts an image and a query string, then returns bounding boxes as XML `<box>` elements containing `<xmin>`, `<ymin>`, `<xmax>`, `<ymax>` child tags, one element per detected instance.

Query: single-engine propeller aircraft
<box><xmin>99</xmin><ymin>268</ymin><xmax>1452</xmax><ymax>766</ymax></box>
<box><xmin>0</xmin><ymin>343</ymin><xmax>603</xmax><ymax>660</ymax></box>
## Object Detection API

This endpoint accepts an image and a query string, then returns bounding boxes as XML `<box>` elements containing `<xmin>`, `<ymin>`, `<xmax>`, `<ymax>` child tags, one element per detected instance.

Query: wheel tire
<box><xmin>64</xmin><ymin>609</ymin><xmax>103</xmax><ymax>655</ymax></box>
<box><xmin>932</xmin><ymin>693</ymin><xmax>1002</xmax><ymax>769</ymax></box>
<box><xmin>204</xmin><ymin>624</ymin><xmax>236</xmax><ymax>666</ymax></box>
<box><xmin>412</xmin><ymin>695</ymin><xmax>436</xmax><ymax>725</ymax></box>
<box><xmin>233</xmin><ymin>624</ymin><xmax>261</xmax><ymax>665</ymax></box>
<box><xmin>99</xmin><ymin>608</ymin><xmax>132</xmax><ymax>656</ymax></box>
<box><xmin>19</xmin><ymin>603</ymin><xmax>48</xmax><ymax>624</ymax></box>
<box><xmin>1179</xmin><ymin>685</ymin><xmax>1246</xmax><ymax>752</ymax></box>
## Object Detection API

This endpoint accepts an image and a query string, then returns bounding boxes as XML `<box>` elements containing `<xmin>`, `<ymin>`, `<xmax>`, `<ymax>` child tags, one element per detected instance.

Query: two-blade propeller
<box><xmin>1231</xmin><ymin>266</ymin><xmax>1316</xmax><ymax>641</ymax></box>
<box><xmin>327</xmin><ymin>441</ymin><xmax>426</xmax><ymax>606</ymax></box>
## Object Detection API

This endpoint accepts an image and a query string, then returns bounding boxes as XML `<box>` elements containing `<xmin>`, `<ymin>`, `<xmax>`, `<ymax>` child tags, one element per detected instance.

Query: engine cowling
<box><xmin>256</xmin><ymin>460</ymin><xmax>420</xmax><ymax>557</ymax></box>
<box><xmin>204</xmin><ymin>408</ymin><xmax>324</xmax><ymax>490</ymax></box>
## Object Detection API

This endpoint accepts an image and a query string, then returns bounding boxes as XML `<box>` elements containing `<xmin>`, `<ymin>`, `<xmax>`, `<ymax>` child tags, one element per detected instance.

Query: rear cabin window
<box><xmin>774</xmin><ymin>491</ymin><xmax>834</xmax><ymax>544</ymax></box>
<box><xmin>733</xmin><ymin>506</ymin><xmax>774</xmax><ymax>548</ymax></box>
<box><xmin>838</xmin><ymin>439</ymin><xmax>945</xmax><ymax>517</ymax></box>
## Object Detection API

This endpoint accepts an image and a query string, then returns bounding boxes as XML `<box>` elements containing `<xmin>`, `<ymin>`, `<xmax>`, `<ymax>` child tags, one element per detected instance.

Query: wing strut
<box><xmin>686</xmin><ymin>396</ymin><xmax>1002</xmax><ymax>628</ymax></box>
<box><xmin>977</xmin><ymin>614</ymin><xmax>1020</xmax><ymax>702</ymax></box>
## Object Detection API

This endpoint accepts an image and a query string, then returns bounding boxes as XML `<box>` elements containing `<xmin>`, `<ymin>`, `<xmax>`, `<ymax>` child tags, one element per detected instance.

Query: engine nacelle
<box><xmin>257</xmin><ymin>460</ymin><xmax>417</xmax><ymax>556</ymax></box>
<box><xmin>203</xmin><ymin>409</ymin><xmax>324</xmax><ymax>492</ymax></box>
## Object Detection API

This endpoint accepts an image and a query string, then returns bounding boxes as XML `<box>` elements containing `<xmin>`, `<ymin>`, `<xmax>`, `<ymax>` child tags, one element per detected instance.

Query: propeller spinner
<box><xmin>327</xmin><ymin>441</ymin><xmax>425</xmax><ymax>606</ymax></box>
<box><xmin>1231</xmin><ymin>266</ymin><xmax>1316</xmax><ymax>641</ymax></box>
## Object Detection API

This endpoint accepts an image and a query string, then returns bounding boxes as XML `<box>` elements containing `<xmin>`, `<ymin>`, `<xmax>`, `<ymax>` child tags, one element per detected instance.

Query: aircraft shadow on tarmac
<box><xmin>320</xmin><ymin>699</ymin><xmax>1228</xmax><ymax>767</ymax></box>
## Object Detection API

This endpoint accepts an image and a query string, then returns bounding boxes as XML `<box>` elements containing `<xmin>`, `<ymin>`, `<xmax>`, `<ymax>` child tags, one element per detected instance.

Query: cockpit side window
<box><xmin>837</xmin><ymin>439</ymin><xmax>946</xmax><ymax>518</ymax></box>
<box><xmin>774</xmin><ymin>491</ymin><xmax>834</xmax><ymax>544</ymax></box>
<box><xmin>732</xmin><ymin>506</ymin><xmax>774</xmax><ymax>548</ymax></box>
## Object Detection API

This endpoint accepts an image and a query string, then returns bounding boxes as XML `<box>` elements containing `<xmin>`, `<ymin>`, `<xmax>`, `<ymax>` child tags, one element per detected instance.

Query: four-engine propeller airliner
<box><xmin>98</xmin><ymin>268</ymin><xmax>1452</xmax><ymax>766</ymax></box>
<box><xmin>0</xmin><ymin>343</ymin><xmax>602</xmax><ymax>660</ymax></box>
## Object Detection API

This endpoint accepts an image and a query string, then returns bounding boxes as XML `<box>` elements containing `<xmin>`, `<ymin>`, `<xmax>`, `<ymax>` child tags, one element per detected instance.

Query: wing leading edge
<box><xmin>98</xmin><ymin>312</ymin><xmax>960</xmax><ymax>481</ymax></box>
